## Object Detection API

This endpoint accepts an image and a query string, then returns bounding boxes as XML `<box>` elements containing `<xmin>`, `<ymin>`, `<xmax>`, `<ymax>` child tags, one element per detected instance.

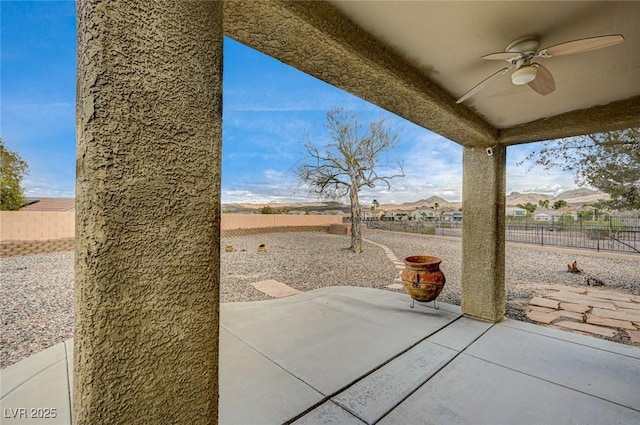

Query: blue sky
<box><xmin>1</xmin><ymin>1</ymin><xmax>580</xmax><ymax>205</ymax></box>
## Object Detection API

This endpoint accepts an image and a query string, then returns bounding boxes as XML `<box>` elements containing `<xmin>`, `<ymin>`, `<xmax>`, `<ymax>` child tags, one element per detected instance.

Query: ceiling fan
<box><xmin>456</xmin><ymin>34</ymin><xmax>624</xmax><ymax>104</ymax></box>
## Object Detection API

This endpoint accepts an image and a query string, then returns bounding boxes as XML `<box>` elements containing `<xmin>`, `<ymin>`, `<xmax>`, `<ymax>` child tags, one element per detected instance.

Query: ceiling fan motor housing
<box><xmin>505</xmin><ymin>36</ymin><xmax>540</xmax><ymax>55</ymax></box>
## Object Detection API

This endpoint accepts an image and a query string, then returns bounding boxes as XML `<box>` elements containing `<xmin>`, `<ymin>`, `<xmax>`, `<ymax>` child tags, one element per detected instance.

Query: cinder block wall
<box><xmin>0</xmin><ymin>211</ymin><xmax>76</xmax><ymax>241</ymax></box>
<box><xmin>0</xmin><ymin>212</ymin><xmax>346</xmax><ymax>256</ymax></box>
<box><xmin>221</xmin><ymin>214</ymin><xmax>344</xmax><ymax>230</ymax></box>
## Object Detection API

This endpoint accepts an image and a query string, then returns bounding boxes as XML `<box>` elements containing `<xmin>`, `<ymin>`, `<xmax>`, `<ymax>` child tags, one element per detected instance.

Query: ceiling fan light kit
<box><xmin>511</xmin><ymin>66</ymin><xmax>537</xmax><ymax>85</ymax></box>
<box><xmin>456</xmin><ymin>34</ymin><xmax>624</xmax><ymax>103</ymax></box>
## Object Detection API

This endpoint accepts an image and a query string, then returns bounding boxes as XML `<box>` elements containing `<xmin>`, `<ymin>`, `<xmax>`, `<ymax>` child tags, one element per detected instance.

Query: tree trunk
<box><xmin>349</xmin><ymin>186</ymin><xmax>362</xmax><ymax>253</ymax></box>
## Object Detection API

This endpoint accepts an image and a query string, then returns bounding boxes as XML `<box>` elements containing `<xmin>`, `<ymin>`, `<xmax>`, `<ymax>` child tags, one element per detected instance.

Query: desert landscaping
<box><xmin>2</xmin><ymin>229</ymin><xmax>638</xmax><ymax>368</ymax></box>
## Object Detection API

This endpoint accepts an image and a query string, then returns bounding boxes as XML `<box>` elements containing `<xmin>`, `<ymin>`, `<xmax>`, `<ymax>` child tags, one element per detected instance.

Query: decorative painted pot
<box><xmin>401</xmin><ymin>255</ymin><xmax>446</xmax><ymax>302</ymax></box>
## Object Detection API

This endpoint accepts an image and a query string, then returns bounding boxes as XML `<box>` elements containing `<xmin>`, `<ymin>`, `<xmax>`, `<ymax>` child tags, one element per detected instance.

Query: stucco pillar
<box><xmin>461</xmin><ymin>145</ymin><xmax>506</xmax><ymax>322</ymax></box>
<box><xmin>75</xmin><ymin>1</ymin><xmax>221</xmax><ymax>424</ymax></box>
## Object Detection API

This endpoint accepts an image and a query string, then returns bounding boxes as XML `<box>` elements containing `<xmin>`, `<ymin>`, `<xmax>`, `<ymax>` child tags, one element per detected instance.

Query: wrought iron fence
<box><xmin>367</xmin><ymin>220</ymin><xmax>463</xmax><ymax>238</ymax></box>
<box><xmin>366</xmin><ymin>217</ymin><xmax>640</xmax><ymax>254</ymax></box>
<box><xmin>505</xmin><ymin>218</ymin><xmax>640</xmax><ymax>254</ymax></box>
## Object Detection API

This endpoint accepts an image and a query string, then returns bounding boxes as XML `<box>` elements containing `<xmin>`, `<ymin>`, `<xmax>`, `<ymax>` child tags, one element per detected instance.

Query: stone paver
<box><xmin>251</xmin><ymin>280</ymin><xmax>301</xmax><ymax>298</ymax></box>
<box><xmin>528</xmin><ymin>305</ymin><xmax>557</xmax><ymax>313</ymax></box>
<box><xmin>543</xmin><ymin>284</ymin><xmax>586</xmax><ymax>294</ymax></box>
<box><xmin>364</xmin><ymin>238</ymin><xmax>408</xmax><ymax>293</ymax></box>
<box><xmin>528</xmin><ymin>285</ymin><xmax>640</xmax><ymax>345</ymax></box>
<box><xmin>529</xmin><ymin>296</ymin><xmax>559</xmax><ymax>309</ymax></box>
<box><xmin>555</xmin><ymin>321</ymin><xmax>617</xmax><ymax>338</ymax></box>
<box><xmin>584</xmin><ymin>289</ymin><xmax>632</xmax><ymax>302</ymax></box>
<box><xmin>526</xmin><ymin>309</ymin><xmax>560</xmax><ymax>324</ymax></box>
<box><xmin>586</xmin><ymin>314</ymin><xmax>636</xmax><ymax>330</ymax></box>
<box><xmin>591</xmin><ymin>308</ymin><xmax>640</xmax><ymax>323</ymax></box>
<box><xmin>558</xmin><ymin>310</ymin><xmax>586</xmax><ymax>321</ymax></box>
<box><xmin>526</xmin><ymin>306</ymin><xmax>585</xmax><ymax>323</ymax></box>
<box><xmin>560</xmin><ymin>302</ymin><xmax>591</xmax><ymax>313</ymax></box>
<box><xmin>545</xmin><ymin>292</ymin><xmax>617</xmax><ymax>310</ymax></box>
<box><xmin>614</xmin><ymin>301</ymin><xmax>640</xmax><ymax>311</ymax></box>
<box><xmin>628</xmin><ymin>330</ymin><xmax>640</xmax><ymax>344</ymax></box>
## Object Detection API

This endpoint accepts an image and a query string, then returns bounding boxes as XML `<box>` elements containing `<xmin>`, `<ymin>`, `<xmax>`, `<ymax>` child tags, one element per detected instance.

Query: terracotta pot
<box><xmin>401</xmin><ymin>255</ymin><xmax>446</xmax><ymax>302</ymax></box>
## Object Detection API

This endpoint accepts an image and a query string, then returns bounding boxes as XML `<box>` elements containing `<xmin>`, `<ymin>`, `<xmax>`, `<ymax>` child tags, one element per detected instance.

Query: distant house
<box><xmin>393</xmin><ymin>211</ymin><xmax>409</xmax><ymax>221</ymax></box>
<box><xmin>534</xmin><ymin>213</ymin><xmax>552</xmax><ymax>221</ymax></box>
<box><xmin>21</xmin><ymin>197</ymin><xmax>75</xmax><ymax>212</ymax></box>
<box><xmin>534</xmin><ymin>211</ymin><xmax>578</xmax><ymax>222</ymax></box>
<box><xmin>382</xmin><ymin>210</ymin><xmax>408</xmax><ymax>221</ymax></box>
<box><xmin>362</xmin><ymin>210</ymin><xmax>382</xmax><ymax>221</ymax></box>
<box><xmin>505</xmin><ymin>207</ymin><xmax>527</xmax><ymax>217</ymax></box>
<box><xmin>442</xmin><ymin>211</ymin><xmax>462</xmax><ymax>222</ymax></box>
<box><xmin>409</xmin><ymin>209</ymin><xmax>437</xmax><ymax>221</ymax></box>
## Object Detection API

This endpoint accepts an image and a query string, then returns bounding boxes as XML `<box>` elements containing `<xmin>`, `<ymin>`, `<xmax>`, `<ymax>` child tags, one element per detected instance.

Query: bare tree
<box><xmin>297</xmin><ymin>108</ymin><xmax>404</xmax><ymax>253</ymax></box>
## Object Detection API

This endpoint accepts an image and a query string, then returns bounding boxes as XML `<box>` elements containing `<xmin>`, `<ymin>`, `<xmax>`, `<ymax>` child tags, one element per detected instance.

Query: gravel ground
<box><xmin>364</xmin><ymin>231</ymin><xmax>640</xmax><ymax>322</ymax></box>
<box><xmin>2</xmin><ymin>230</ymin><xmax>638</xmax><ymax>368</ymax></box>
<box><xmin>1</xmin><ymin>252</ymin><xmax>74</xmax><ymax>368</ymax></box>
<box><xmin>220</xmin><ymin>232</ymin><xmax>396</xmax><ymax>302</ymax></box>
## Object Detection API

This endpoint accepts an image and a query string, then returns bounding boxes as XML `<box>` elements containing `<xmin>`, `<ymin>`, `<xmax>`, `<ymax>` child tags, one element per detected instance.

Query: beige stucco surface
<box><xmin>74</xmin><ymin>1</ymin><xmax>222</xmax><ymax>424</ymax></box>
<box><xmin>461</xmin><ymin>145</ymin><xmax>506</xmax><ymax>322</ymax></box>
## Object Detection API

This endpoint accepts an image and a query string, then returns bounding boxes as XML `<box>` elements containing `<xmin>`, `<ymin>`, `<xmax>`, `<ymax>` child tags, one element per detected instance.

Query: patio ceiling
<box><xmin>224</xmin><ymin>1</ymin><xmax>640</xmax><ymax>147</ymax></box>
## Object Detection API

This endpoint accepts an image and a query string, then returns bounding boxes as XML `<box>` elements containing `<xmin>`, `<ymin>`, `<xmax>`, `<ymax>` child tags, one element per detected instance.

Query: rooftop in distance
<box><xmin>21</xmin><ymin>198</ymin><xmax>75</xmax><ymax>212</ymax></box>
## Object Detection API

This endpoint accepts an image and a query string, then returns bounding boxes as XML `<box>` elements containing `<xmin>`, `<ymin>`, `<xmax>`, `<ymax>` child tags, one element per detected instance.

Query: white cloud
<box><xmin>506</xmin><ymin>144</ymin><xmax>581</xmax><ymax>196</ymax></box>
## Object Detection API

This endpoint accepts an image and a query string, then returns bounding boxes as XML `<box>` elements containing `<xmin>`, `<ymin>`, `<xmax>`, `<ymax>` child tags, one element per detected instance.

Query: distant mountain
<box><xmin>380</xmin><ymin>196</ymin><xmax>460</xmax><ymax>211</ymax></box>
<box><xmin>555</xmin><ymin>188</ymin><xmax>610</xmax><ymax>205</ymax></box>
<box><xmin>221</xmin><ymin>189</ymin><xmax>609</xmax><ymax>213</ymax></box>
<box><xmin>505</xmin><ymin>189</ymin><xmax>609</xmax><ymax>207</ymax></box>
<box><xmin>556</xmin><ymin>188</ymin><xmax>600</xmax><ymax>199</ymax></box>
<box><xmin>412</xmin><ymin>196</ymin><xmax>451</xmax><ymax>206</ymax></box>
<box><xmin>222</xmin><ymin>201</ymin><xmax>349</xmax><ymax>213</ymax></box>
<box><xmin>505</xmin><ymin>192</ymin><xmax>553</xmax><ymax>206</ymax></box>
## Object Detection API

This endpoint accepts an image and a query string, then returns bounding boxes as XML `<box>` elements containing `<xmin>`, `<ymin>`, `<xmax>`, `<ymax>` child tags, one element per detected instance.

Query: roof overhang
<box><xmin>224</xmin><ymin>1</ymin><xmax>640</xmax><ymax>147</ymax></box>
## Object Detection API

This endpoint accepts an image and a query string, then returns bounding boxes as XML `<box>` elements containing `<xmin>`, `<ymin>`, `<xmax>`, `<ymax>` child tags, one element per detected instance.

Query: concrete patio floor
<box><xmin>2</xmin><ymin>286</ymin><xmax>639</xmax><ymax>424</ymax></box>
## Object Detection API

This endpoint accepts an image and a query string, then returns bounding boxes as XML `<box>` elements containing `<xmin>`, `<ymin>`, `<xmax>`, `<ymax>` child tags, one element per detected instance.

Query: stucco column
<box><xmin>461</xmin><ymin>145</ymin><xmax>506</xmax><ymax>322</ymax></box>
<box><xmin>75</xmin><ymin>1</ymin><xmax>221</xmax><ymax>424</ymax></box>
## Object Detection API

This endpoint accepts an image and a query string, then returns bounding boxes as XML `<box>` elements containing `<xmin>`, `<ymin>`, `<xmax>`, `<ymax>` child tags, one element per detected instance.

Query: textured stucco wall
<box><xmin>461</xmin><ymin>145</ymin><xmax>506</xmax><ymax>322</ymax></box>
<box><xmin>498</xmin><ymin>96</ymin><xmax>640</xmax><ymax>145</ymax></box>
<box><xmin>74</xmin><ymin>1</ymin><xmax>222</xmax><ymax>424</ymax></box>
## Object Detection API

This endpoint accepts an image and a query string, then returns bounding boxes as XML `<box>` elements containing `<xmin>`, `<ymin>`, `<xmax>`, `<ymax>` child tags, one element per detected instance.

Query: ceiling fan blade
<box><xmin>538</xmin><ymin>34</ymin><xmax>624</xmax><ymax>57</ymax></box>
<box><xmin>482</xmin><ymin>52</ymin><xmax>521</xmax><ymax>61</ymax></box>
<box><xmin>456</xmin><ymin>67</ymin><xmax>510</xmax><ymax>103</ymax></box>
<box><xmin>528</xmin><ymin>64</ymin><xmax>555</xmax><ymax>95</ymax></box>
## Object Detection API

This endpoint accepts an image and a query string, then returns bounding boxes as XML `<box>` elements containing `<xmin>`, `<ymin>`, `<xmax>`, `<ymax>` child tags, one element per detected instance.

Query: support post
<box><xmin>74</xmin><ymin>1</ymin><xmax>222</xmax><ymax>423</ymax></box>
<box><xmin>461</xmin><ymin>145</ymin><xmax>506</xmax><ymax>322</ymax></box>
